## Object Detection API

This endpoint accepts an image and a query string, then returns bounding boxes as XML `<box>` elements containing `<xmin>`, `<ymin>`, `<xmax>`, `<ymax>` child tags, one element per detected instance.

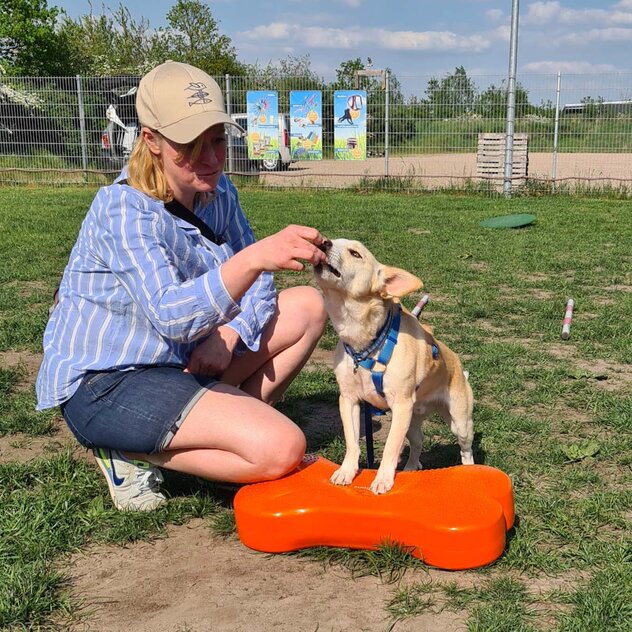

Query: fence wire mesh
<box><xmin>1</xmin><ymin>72</ymin><xmax>631</xmax><ymax>193</ymax></box>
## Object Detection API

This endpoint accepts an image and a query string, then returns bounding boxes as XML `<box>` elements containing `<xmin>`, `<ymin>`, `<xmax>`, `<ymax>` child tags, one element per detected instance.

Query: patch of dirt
<box><xmin>571</xmin><ymin>358</ymin><xmax>632</xmax><ymax>392</ymax></box>
<box><xmin>303</xmin><ymin>347</ymin><xmax>334</xmax><ymax>370</ymax></box>
<box><xmin>5</xmin><ymin>279</ymin><xmax>50</xmax><ymax>295</ymax></box>
<box><xmin>64</xmin><ymin>520</ymin><xmax>471</xmax><ymax>632</ymax></box>
<box><xmin>0</xmin><ymin>417</ymin><xmax>94</xmax><ymax>466</ymax></box>
<box><xmin>0</xmin><ymin>350</ymin><xmax>43</xmax><ymax>390</ymax></box>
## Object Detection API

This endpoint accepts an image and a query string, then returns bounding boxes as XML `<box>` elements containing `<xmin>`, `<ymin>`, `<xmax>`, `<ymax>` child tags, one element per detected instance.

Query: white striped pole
<box><xmin>561</xmin><ymin>298</ymin><xmax>574</xmax><ymax>340</ymax></box>
<box><xmin>411</xmin><ymin>294</ymin><xmax>430</xmax><ymax>318</ymax></box>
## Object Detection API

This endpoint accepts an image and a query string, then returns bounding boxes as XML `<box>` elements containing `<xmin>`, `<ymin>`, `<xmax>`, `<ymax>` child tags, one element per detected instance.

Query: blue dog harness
<box><xmin>343</xmin><ymin>305</ymin><xmax>439</xmax><ymax>398</ymax></box>
<box><xmin>343</xmin><ymin>306</ymin><xmax>401</xmax><ymax>398</ymax></box>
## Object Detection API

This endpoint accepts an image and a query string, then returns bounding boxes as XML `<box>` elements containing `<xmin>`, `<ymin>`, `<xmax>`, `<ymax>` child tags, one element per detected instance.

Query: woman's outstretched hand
<box><xmin>249</xmin><ymin>225</ymin><xmax>327</xmax><ymax>272</ymax></box>
<box><xmin>220</xmin><ymin>225</ymin><xmax>327</xmax><ymax>302</ymax></box>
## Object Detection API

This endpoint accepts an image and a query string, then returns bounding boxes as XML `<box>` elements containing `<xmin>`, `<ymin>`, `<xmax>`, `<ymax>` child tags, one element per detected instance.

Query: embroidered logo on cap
<box><xmin>186</xmin><ymin>82</ymin><xmax>213</xmax><ymax>106</ymax></box>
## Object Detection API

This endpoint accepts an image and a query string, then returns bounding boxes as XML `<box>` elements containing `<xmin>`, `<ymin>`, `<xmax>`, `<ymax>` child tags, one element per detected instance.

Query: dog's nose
<box><xmin>318</xmin><ymin>239</ymin><xmax>332</xmax><ymax>253</ymax></box>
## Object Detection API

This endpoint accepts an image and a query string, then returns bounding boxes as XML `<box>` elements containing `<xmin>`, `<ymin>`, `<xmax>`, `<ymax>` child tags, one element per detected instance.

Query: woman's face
<box><xmin>147</xmin><ymin>124</ymin><xmax>227</xmax><ymax>207</ymax></box>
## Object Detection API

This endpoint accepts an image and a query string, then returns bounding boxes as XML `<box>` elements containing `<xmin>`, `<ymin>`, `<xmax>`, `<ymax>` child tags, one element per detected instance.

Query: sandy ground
<box><xmin>2</xmin><ymin>349</ymin><xmax>478</xmax><ymax>632</ymax></box>
<box><xmin>259</xmin><ymin>152</ymin><xmax>632</xmax><ymax>189</ymax></box>
<box><xmin>66</xmin><ymin>519</ymin><xmax>470</xmax><ymax>632</ymax></box>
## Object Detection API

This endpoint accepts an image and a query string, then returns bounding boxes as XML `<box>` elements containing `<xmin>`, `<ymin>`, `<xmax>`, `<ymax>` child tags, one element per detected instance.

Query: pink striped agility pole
<box><xmin>561</xmin><ymin>299</ymin><xmax>574</xmax><ymax>340</ymax></box>
<box><xmin>411</xmin><ymin>294</ymin><xmax>430</xmax><ymax>318</ymax></box>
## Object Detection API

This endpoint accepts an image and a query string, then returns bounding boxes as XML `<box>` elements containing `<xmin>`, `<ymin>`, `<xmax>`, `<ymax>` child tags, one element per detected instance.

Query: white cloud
<box><xmin>558</xmin><ymin>26</ymin><xmax>632</xmax><ymax>45</ymax></box>
<box><xmin>610</xmin><ymin>11</ymin><xmax>632</xmax><ymax>24</ymax></box>
<box><xmin>486</xmin><ymin>9</ymin><xmax>503</xmax><ymax>21</ymax></box>
<box><xmin>522</xmin><ymin>60</ymin><xmax>619</xmax><ymax>73</ymax></box>
<box><xmin>372</xmin><ymin>29</ymin><xmax>490</xmax><ymax>52</ymax></box>
<box><xmin>523</xmin><ymin>1</ymin><xmax>632</xmax><ymax>26</ymax></box>
<box><xmin>489</xmin><ymin>25</ymin><xmax>511</xmax><ymax>42</ymax></box>
<box><xmin>241</xmin><ymin>23</ymin><xmax>490</xmax><ymax>53</ymax></box>
<box><xmin>243</xmin><ymin>23</ymin><xmax>292</xmax><ymax>40</ymax></box>
<box><xmin>523</xmin><ymin>1</ymin><xmax>563</xmax><ymax>25</ymax></box>
<box><xmin>335</xmin><ymin>0</ymin><xmax>363</xmax><ymax>7</ymax></box>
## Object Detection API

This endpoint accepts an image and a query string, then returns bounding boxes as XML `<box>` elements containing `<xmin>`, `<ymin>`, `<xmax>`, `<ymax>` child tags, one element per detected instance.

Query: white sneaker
<box><xmin>93</xmin><ymin>447</ymin><xmax>166</xmax><ymax>511</ymax></box>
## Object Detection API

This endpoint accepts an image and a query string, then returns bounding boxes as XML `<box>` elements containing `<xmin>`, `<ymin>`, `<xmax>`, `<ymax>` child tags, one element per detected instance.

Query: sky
<box><xmin>53</xmin><ymin>0</ymin><xmax>632</xmax><ymax>102</ymax></box>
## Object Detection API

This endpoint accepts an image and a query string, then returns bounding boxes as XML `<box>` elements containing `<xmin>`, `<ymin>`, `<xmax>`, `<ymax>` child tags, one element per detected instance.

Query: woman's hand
<box><xmin>220</xmin><ymin>225</ymin><xmax>327</xmax><ymax>303</ymax></box>
<box><xmin>186</xmin><ymin>326</ymin><xmax>241</xmax><ymax>377</ymax></box>
<box><xmin>248</xmin><ymin>225</ymin><xmax>327</xmax><ymax>272</ymax></box>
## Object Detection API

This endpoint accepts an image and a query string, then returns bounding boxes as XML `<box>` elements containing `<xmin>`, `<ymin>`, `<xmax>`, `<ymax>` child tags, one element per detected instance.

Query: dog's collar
<box><xmin>343</xmin><ymin>305</ymin><xmax>402</xmax><ymax>397</ymax></box>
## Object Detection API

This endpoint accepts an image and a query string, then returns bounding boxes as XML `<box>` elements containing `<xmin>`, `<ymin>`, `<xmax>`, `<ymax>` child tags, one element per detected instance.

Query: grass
<box><xmin>0</xmin><ymin>185</ymin><xmax>631</xmax><ymax>630</ymax></box>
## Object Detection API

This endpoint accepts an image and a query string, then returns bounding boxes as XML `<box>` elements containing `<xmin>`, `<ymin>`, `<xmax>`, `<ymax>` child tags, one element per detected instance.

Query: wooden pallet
<box><xmin>476</xmin><ymin>133</ymin><xmax>528</xmax><ymax>187</ymax></box>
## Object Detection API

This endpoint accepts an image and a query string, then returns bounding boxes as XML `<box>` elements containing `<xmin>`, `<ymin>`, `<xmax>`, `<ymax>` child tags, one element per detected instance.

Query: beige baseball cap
<box><xmin>136</xmin><ymin>61</ymin><xmax>244</xmax><ymax>144</ymax></box>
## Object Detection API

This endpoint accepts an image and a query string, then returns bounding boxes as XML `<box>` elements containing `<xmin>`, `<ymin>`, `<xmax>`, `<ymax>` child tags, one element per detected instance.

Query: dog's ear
<box><xmin>379</xmin><ymin>266</ymin><xmax>423</xmax><ymax>298</ymax></box>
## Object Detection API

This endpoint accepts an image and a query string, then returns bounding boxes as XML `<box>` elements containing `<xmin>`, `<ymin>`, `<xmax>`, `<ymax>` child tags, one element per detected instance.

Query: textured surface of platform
<box><xmin>234</xmin><ymin>456</ymin><xmax>514</xmax><ymax>570</ymax></box>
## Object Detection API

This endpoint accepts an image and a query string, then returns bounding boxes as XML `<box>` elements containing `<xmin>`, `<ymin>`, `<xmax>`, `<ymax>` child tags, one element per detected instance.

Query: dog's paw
<box><xmin>330</xmin><ymin>467</ymin><xmax>356</xmax><ymax>486</ymax></box>
<box><xmin>370</xmin><ymin>472</ymin><xmax>395</xmax><ymax>494</ymax></box>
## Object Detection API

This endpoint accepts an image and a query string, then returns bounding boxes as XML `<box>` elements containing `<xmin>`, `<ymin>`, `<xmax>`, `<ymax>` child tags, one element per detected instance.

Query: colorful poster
<box><xmin>333</xmin><ymin>90</ymin><xmax>367</xmax><ymax>160</ymax></box>
<box><xmin>289</xmin><ymin>91</ymin><xmax>323</xmax><ymax>160</ymax></box>
<box><xmin>246</xmin><ymin>91</ymin><xmax>279</xmax><ymax>161</ymax></box>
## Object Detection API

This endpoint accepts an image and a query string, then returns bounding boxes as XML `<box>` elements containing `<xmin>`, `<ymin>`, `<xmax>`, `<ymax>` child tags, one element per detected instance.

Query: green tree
<box><xmin>160</xmin><ymin>0</ymin><xmax>243</xmax><ymax>76</ymax></box>
<box><xmin>58</xmin><ymin>3</ymin><xmax>166</xmax><ymax>75</ymax></box>
<box><xmin>332</xmin><ymin>57</ymin><xmax>403</xmax><ymax>102</ymax></box>
<box><xmin>0</xmin><ymin>0</ymin><xmax>74</xmax><ymax>75</ymax></box>
<box><xmin>333</xmin><ymin>57</ymin><xmax>364</xmax><ymax>90</ymax></box>
<box><xmin>426</xmin><ymin>66</ymin><xmax>477</xmax><ymax>118</ymax></box>
<box><xmin>478</xmin><ymin>81</ymin><xmax>531</xmax><ymax>118</ymax></box>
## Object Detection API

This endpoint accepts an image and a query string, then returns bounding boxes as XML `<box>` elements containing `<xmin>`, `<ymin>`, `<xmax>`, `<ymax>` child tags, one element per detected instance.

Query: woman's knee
<box><xmin>279</xmin><ymin>286</ymin><xmax>327</xmax><ymax>336</ymax></box>
<box><xmin>256</xmin><ymin>426</ymin><xmax>306</xmax><ymax>480</ymax></box>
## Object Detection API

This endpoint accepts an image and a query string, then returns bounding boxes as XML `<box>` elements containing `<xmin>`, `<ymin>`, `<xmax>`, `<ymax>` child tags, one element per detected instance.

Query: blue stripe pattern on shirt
<box><xmin>36</xmin><ymin>174</ymin><xmax>276</xmax><ymax>410</ymax></box>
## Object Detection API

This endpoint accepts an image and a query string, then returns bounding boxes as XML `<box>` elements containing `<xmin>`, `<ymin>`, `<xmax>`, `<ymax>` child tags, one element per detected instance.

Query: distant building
<box><xmin>562</xmin><ymin>100</ymin><xmax>632</xmax><ymax>115</ymax></box>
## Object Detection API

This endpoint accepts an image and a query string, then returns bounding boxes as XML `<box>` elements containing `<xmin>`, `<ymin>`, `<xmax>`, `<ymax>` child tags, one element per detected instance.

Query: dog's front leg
<box><xmin>371</xmin><ymin>400</ymin><xmax>414</xmax><ymax>494</ymax></box>
<box><xmin>330</xmin><ymin>395</ymin><xmax>362</xmax><ymax>486</ymax></box>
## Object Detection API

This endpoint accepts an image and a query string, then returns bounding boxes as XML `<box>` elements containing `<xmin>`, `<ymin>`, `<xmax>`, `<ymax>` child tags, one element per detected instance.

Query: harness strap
<box><xmin>344</xmin><ymin>306</ymin><xmax>401</xmax><ymax>398</ymax></box>
<box><xmin>343</xmin><ymin>307</ymin><xmax>395</xmax><ymax>366</ymax></box>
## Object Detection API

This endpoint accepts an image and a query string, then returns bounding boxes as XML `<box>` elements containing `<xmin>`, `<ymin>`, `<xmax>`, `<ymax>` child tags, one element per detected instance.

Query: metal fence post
<box><xmin>75</xmin><ymin>74</ymin><xmax>88</xmax><ymax>181</ymax></box>
<box><xmin>384</xmin><ymin>70</ymin><xmax>390</xmax><ymax>177</ymax></box>
<box><xmin>552</xmin><ymin>71</ymin><xmax>562</xmax><ymax>191</ymax></box>
<box><xmin>503</xmin><ymin>0</ymin><xmax>520</xmax><ymax>197</ymax></box>
<box><xmin>225</xmin><ymin>73</ymin><xmax>235</xmax><ymax>173</ymax></box>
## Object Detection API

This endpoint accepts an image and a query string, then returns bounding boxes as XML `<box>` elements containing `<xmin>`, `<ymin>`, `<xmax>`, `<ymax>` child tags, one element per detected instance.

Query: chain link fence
<box><xmin>1</xmin><ymin>72</ymin><xmax>631</xmax><ymax>193</ymax></box>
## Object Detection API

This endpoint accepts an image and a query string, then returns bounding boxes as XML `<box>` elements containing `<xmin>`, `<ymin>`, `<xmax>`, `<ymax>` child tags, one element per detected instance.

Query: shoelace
<box><xmin>133</xmin><ymin>467</ymin><xmax>164</xmax><ymax>496</ymax></box>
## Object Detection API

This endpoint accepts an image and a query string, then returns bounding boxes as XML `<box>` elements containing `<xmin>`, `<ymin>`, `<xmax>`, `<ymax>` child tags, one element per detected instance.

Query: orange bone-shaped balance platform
<box><xmin>234</xmin><ymin>456</ymin><xmax>514</xmax><ymax>571</ymax></box>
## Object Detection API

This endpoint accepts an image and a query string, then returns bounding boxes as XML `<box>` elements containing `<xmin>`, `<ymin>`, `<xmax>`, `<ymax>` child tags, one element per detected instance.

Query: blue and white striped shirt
<box><xmin>36</xmin><ymin>173</ymin><xmax>276</xmax><ymax>410</ymax></box>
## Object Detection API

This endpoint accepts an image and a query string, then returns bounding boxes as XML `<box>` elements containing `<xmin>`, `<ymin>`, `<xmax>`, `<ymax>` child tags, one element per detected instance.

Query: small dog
<box><xmin>314</xmin><ymin>238</ymin><xmax>474</xmax><ymax>494</ymax></box>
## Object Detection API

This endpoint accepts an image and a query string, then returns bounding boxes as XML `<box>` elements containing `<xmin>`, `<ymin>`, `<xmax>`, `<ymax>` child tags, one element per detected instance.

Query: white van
<box><xmin>229</xmin><ymin>113</ymin><xmax>293</xmax><ymax>171</ymax></box>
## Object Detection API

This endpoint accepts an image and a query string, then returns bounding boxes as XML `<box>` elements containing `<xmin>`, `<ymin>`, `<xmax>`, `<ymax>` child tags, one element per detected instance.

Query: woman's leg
<box><xmin>139</xmin><ymin>383</ymin><xmax>306</xmax><ymax>483</ymax></box>
<box><xmin>222</xmin><ymin>285</ymin><xmax>327</xmax><ymax>404</ymax></box>
<box><xmin>131</xmin><ymin>285</ymin><xmax>326</xmax><ymax>483</ymax></box>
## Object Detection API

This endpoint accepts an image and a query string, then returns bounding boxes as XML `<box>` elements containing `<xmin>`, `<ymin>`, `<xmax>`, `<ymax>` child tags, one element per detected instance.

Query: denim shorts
<box><xmin>61</xmin><ymin>365</ymin><xmax>219</xmax><ymax>455</ymax></box>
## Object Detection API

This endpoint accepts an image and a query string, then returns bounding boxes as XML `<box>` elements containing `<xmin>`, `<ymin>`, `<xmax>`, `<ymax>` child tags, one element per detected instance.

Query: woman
<box><xmin>36</xmin><ymin>61</ymin><xmax>328</xmax><ymax>511</ymax></box>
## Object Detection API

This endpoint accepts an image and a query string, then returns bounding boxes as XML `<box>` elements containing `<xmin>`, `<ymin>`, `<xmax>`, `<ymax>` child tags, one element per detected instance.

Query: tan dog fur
<box><xmin>314</xmin><ymin>238</ymin><xmax>474</xmax><ymax>494</ymax></box>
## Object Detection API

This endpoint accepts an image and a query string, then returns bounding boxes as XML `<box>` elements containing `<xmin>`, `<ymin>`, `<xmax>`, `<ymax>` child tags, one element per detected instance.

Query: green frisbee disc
<box><xmin>479</xmin><ymin>213</ymin><xmax>536</xmax><ymax>229</ymax></box>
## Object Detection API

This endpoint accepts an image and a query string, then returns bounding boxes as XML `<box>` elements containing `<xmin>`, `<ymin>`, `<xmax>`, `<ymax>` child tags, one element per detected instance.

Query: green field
<box><xmin>0</xmin><ymin>186</ymin><xmax>630</xmax><ymax>630</ymax></box>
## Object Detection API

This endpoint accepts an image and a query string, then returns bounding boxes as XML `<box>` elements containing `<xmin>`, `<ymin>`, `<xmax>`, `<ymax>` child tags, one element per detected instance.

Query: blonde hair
<box><xmin>126</xmin><ymin>131</ymin><xmax>213</xmax><ymax>204</ymax></box>
<box><xmin>127</xmin><ymin>133</ymin><xmax>171</xmax><ymax>201</ymax></box>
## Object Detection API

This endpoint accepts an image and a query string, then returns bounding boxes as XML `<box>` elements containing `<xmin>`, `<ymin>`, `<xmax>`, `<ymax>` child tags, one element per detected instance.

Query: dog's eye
<box><xmin>349</xmin><ymin>249</ymin><xmax>362</xmax><ymax>259</ymax></box>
